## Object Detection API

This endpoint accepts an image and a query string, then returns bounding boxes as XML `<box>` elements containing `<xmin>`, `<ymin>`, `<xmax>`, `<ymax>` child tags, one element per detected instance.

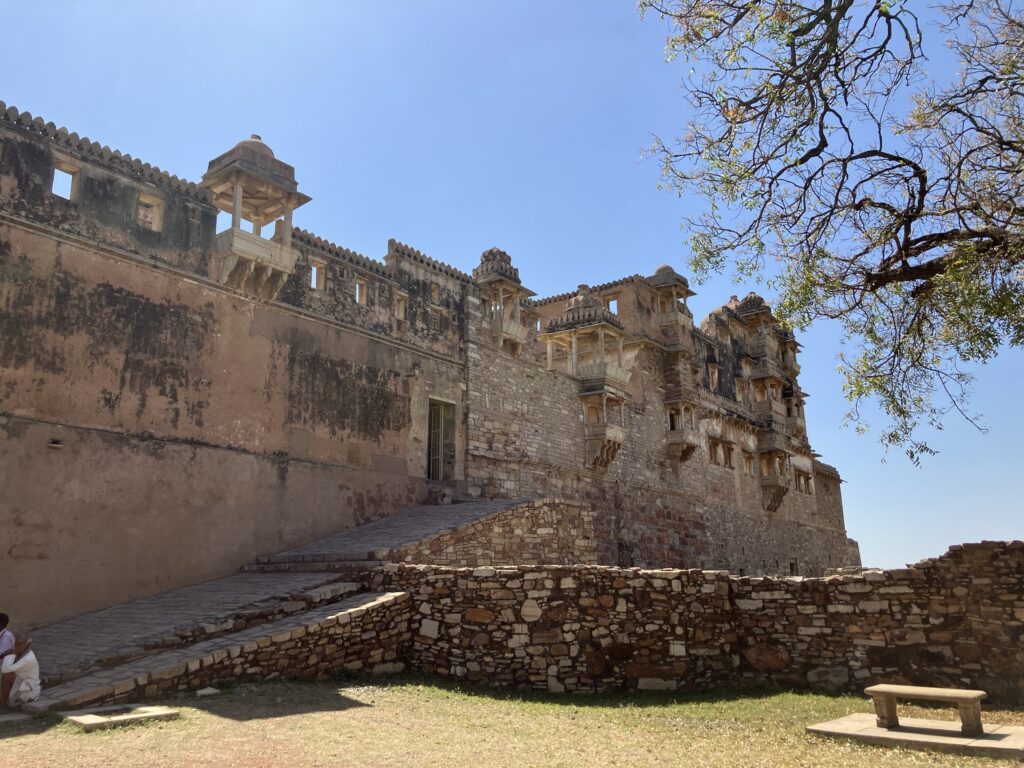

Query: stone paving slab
<box><xmin>63</xmin><ymin>705</ymin><xmax>179</xmax><ymax>732</ymax></box>
<box><xmin>263</xmin><ymin>499</ymin><xmax>527</xmax><ymax>562</ymax></box>
<box><xmin>30</xmin><ymin>572</ymin><xmax>353</xmax><ymax>682</ymax></box>
<box><xmin>808</xmin><ymin>712</ymin><xmax>1024</xmax><ymax>759</ymax></box>
<box><xmin>29</xmin><ymin>591</ymin><xmax>407</xmax><ymax>713</ymax></box>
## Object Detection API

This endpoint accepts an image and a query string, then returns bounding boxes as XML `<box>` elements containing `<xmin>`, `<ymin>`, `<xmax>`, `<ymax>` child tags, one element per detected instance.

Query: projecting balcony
<box><xmin>585</xmin><ymin>422</ymin><xmax>625</xmax><ymax>469</ymax></box>
<box><xmin>500</xmin><ymin>316</ymin><xmax>530</xmax><ymax>345</ymax></box>
<box><xmin>757</xmin><ymin>430</ymin><xmax>789</xmax><ymax>453</ymax></box>
<box><xmin>761</xmin><ymin>473</ymin><xmax>791</xmax><ymax>513</ymax></box>
<box><xmin>761</xmin><ymin>473</ymin><xmax>791</xmax><ymax>492</ymax></box>
<box><xmin>577</xmin><ymin>361</ymin><xmax>631</xmax><ymax>392</ymax></box>
<box><xmin>666</xmin><ymin>426</ymin><xmax>699</xmax><ymax>462</ymax></box>
<box><xmin>211</xmin><ymin>227</ymin><xmax>299</xmax><ymax>299</ymax></box>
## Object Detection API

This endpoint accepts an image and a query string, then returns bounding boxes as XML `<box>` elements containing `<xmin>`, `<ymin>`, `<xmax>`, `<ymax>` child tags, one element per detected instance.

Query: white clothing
<box><xmin>2</xmin><ymin>650</ymin><xmax>40</xmax><ymax>708</ymax></box>
<box><xmin>0</xmin><ymin>629</ymin><xmax>14</xmax><ymax>657</ymax></box>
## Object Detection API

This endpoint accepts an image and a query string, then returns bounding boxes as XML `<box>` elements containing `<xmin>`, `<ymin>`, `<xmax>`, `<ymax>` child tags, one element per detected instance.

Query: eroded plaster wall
<box><xmin>0</xmin><ymin>116</ymin><xmax>469</xmax><ymax>629</ymax></box>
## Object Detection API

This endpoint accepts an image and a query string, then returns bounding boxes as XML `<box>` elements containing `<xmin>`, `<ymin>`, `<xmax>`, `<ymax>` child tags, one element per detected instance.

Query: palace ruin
<box><xmin>0</xmin><ymin>102</ymin><xmax>858</xmax><ymax>632</ymax></box>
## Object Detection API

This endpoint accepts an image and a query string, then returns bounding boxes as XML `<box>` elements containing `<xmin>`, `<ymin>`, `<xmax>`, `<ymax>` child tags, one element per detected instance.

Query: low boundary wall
<box><xmin>375</xmin><ymin>541</ymin><xmax>1024</xmax><ymax>702</ymax></box>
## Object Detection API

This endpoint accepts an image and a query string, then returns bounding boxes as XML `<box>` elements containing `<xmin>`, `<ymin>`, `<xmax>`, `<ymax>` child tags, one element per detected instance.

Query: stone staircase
<box><xmin>247</xmin><ymin>498</ymin><xmax>524</xmax><ymax>572</ymax></box>
<box><xmin>33</xmin><ymin>573</ymin><xmax>365</xmax><ymax>689</ymax></box>
<box><xmin>27</xmin><ymin>590</ymin><xmax>411</xmax><ymax>713</ymax></box>
<box><xmin>26</xmin><ymin>497</ymin><xmax>526</xmax><ymax>711</ymax></box>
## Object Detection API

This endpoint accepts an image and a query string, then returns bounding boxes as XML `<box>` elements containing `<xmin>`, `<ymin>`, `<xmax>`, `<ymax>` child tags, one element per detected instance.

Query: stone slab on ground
<box><xmin>31</xmin><ymin>572</ymin><xmax>355</xmax><ymax>683</ymax></box>
<box><xmin>61</xmin><ymin>705</ymin><xmax>179</xmax><ymax>732</ymax></box>
<box><xmin>262</xmin><ymin>499</ymin><xmax>527</xmax><ymax>563</ymax></box>
<box><xmin>807</xmin><ymin>712</ymin><xmax>1024</xmax><ymax>760</ymax></box>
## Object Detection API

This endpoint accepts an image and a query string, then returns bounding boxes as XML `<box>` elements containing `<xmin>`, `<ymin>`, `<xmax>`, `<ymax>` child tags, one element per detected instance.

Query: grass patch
<box><xmin>0</xmin><ymin>678</ymin><xmax>1020</xmax><ymax>767</ymax></box>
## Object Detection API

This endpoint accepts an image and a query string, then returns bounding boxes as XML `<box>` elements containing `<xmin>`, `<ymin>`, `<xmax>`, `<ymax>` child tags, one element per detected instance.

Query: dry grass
<box><xmin>0</xmin><ymin>679</ymin><xmax>1021</xmax><ymax>768</ymax></box>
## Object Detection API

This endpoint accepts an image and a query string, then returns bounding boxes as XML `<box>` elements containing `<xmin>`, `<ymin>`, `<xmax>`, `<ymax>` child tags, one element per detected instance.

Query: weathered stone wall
<box><xmin>375</xmin><ymin>542</ymin><xmax>1024</xmax><ymax>703</ymax></box>
<box><xmin>0</xmin><ymin>115</ymin><xmax>469</xmax><ymax>630</ymax></box>
<box><xmin>1</xmin><ymin>101</ymin><xmax>859</xmax><ymax>635</ymax></box>
<box><xmin>465</xmin><ymin>308</ymin><xmax>853</xmax><ymax>575</ymax></box>
<box><xmin>388</xmin><ymin>500</ymin><xmax>599</xmax><ymax>566</ymax></box>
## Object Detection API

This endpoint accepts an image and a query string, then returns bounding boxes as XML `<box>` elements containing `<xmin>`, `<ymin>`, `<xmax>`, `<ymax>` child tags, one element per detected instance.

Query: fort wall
<box><xmin>0</xmin><ymin>112</ymin><xmax>468</xmax><ymax>628</ymax></box>
<box><xmin>1</xmin><ymin>102</ymin><xmax>858</xmax><ymax>631</ymax></box>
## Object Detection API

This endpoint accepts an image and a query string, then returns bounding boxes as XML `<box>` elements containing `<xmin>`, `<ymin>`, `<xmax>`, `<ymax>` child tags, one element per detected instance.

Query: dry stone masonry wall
<box><xmin>388</xmin><ymin>500</ymin><xmax>598</xmax><ymax>567</ymax></box>
<box><xmin>374</xmin><ymin>541</ymin><xmax>1024</xmax><ymax>703</ymax></box>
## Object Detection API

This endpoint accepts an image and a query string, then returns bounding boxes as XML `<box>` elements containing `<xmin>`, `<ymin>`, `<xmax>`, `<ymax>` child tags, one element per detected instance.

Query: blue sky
<box><xmin>4</xmin><ymin>2</ymin><xmax>1020</xmax><ymax>567</ymax></box>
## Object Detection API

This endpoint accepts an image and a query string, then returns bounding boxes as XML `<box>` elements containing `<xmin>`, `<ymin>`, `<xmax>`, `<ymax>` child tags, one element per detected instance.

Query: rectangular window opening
<box><xmin>606</xmin><ymin>297</ymin><xmax>618</xmax><ymax>314</ymax></box>
<box><xmin>136</xmin><ymin>193</ymin><xmax>164</xmax><ymax>232</ymax></box>
<box><xmin>395</xmin><ymin>294</ymin><xmax>407</xmax><ymax>320</ymax></box>
<box><xmin>355</xmin><ymin>277</ymin><xmax>367</xmax><ymax>305</ymax></box>
<box><xmin>52</xmin><ymin>166</ymin><xmax>76</xmax><ymax>200</ymax></box>
<box><xmin>309</xmin><ymin>260</ymin><xmax>326</xmax><ymax>291</ymax></box>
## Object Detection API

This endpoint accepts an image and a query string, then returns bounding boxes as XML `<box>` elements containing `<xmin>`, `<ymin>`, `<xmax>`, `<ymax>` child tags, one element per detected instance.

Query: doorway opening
<box><xmin>427</xmin><ymin>399</ymin><xmax>456</xmax><ymax>482</ymax></box>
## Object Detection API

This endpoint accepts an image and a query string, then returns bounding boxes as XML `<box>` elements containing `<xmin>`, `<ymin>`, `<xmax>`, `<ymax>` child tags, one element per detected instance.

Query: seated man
<box><xmin>1</xmin><ymin>639</ymin><xmax>39</xmax><ymax>710</ymax></box>
<box><xmin>0</xmin><ymin>614</ymin><xmax>14</xmax><ymax>709</ymax></box>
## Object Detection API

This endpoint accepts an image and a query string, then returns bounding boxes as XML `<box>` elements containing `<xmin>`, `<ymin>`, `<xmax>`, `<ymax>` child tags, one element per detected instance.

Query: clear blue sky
<box><xmin>4</xmin><ymin>2</ymin><xmax>1020</xmax><ymax>567</ymax></box>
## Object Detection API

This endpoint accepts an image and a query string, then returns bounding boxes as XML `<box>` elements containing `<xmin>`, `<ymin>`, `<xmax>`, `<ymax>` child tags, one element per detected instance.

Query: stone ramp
<box><xmin>28</xmin><ymin>590</ymin><xmax>411</xmax><ymax>713</ymax></box>
<box><xmin>30</xmin><ymin>572</ymin><xmax>359</xmax><ymax>686</ymax></box>
<box><xmin>257</xmin><ymin>498</ymin><xmax>527</xmax><ymax>564</ymax></box>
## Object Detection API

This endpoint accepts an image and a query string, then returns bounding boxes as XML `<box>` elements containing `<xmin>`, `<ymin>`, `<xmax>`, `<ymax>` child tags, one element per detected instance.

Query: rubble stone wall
<box><xmin>388</xmin><ymin>500</ymin><xmax>599</xmax><ymax>566</ymax></box>
<box><xmin>106</xmin><ymin>592</ymin><xmax>413</xmax><ymax>706</ymax></box>
<box><xmin>376</xmin><ymin>542</ymin><xmax>1024</xmax><ymax>703</ymax></box>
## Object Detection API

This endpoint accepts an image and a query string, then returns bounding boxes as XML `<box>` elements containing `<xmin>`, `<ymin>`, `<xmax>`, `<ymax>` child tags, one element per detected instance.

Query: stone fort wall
<box><xmin>1</xmin><ymin>101</ymin><xmax>857</xmax><ymax>631</ymax></box>
<box><xmin>0</xmin><ymin>106</ymin><xmax>470</xmax><ymax>628</ymax></box>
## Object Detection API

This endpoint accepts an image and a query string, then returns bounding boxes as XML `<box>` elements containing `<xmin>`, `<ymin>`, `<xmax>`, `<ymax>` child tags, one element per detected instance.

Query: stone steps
<box><xmin>33</xmin><ymin>573</ymin><xmax>362</xmax><ymax>687</ymax></box>
<box><xmin>242</xmin><ymin>560</ymin><xmax>382</xmax><ymax>574</ymax></box>
<box><xmin>257</xmin><ymin>498</ymin><xmax>525</xmax><ymax>566</ymax></box>
<box><xmin>29</xmin><ymin>590</ymin><xmax>411</xmax><ymax>713</ymax></box>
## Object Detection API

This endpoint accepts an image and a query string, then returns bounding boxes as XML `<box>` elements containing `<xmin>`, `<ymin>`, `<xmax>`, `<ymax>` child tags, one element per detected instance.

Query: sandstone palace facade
<box><xmin>0</xmin><ymin>103</ymin><xmax>859</xmax><ymax>628</ymax></box>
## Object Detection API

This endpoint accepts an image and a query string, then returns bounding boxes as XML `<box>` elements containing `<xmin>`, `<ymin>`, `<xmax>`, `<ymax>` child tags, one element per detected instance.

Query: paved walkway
<box><xmin>263</xmin><ymin>499</ymin><xmax>526</xmax><ymax>562</ymax></box>
<box><xmin>31</xmin><ymin>572</ymin><xmax>346</xmax><ymax>681</ymax></box>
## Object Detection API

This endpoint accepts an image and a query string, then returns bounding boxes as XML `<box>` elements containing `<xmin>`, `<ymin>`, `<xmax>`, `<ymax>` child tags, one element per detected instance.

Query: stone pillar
<box><xmin>546</xmin><ymin>339</ymin><xmax>554</xmax><ymax>370</ymax></box>
<box><xmin>231</xmin><ymin>182</ymin><xmax>244</xmax><ymax>230</ymax></box>
<box><xmin>617</xmin><ymin>335</ymin><xmax>624</xmax><ymax>366</ymax></box>
<box><xmin>598</xmin><ymin>327</ymin><xmax>606</xmax><ymax>364</ymax></box>
<box><xmin>283</xmin><ymin>203</ymin><xmax>293</xmax><ymax>248</ymax></box>
<box><xmin>570</xmin><ymin>331</ymin><xmax>578</xmax><ymax>377</ymax></box>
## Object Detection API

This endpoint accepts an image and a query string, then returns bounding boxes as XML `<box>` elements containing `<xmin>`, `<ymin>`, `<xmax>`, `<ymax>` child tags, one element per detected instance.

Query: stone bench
<box><xmin>865</xmin><ymin>684</ymin><xmax>987</xmax><ymax>737</ymax></box>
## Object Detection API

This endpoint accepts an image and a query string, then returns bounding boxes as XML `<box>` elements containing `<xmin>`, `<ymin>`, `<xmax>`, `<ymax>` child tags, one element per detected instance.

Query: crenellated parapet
<box><xmin>0</xmin><ymin>101</ymin><xmax>207</xmax><ymax>200</ymax></box>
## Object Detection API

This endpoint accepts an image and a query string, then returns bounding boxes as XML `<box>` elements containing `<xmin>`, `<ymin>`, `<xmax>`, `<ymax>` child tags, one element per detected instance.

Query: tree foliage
<box><xmin>640</xmin><ymin>0</ymin><xmax>1024</xmax><ymax>460</ymax></box>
